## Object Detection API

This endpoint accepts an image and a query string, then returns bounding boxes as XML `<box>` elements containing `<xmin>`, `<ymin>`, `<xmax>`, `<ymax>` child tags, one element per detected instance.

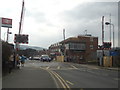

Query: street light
<box><xmin>105</xmin><ymin>22</ymin><xmax>115</xmax><ymax>48</ymax></box>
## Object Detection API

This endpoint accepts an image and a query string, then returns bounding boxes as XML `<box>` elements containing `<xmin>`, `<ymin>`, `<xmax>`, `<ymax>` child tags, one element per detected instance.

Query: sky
<box><xmin>0</xmin><ymin>0</ymin><xmax>119</xmax><ymax>48</ymax></box>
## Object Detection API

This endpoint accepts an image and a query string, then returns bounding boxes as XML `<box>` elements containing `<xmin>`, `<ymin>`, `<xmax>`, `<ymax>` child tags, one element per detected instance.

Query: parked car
<box><xmin>33</xmin><ymin>56</ymin><xmax>40</xmax><ymax>60</ymax></box>
<box><xmin>40</xmin><ymin>55</ymin><xmax>51</xmax><ymax>62</ymax></box>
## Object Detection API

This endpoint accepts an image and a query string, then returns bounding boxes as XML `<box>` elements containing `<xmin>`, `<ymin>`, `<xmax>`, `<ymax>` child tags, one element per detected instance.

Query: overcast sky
<box><xmin>0</xmin><ymin>0</ymin><xmax>119</xmax><ymax>48</ymax></box>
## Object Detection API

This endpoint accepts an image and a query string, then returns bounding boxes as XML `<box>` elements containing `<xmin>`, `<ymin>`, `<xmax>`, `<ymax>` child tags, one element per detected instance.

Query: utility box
<box><xmin>56</xmin><ymin>56</ymin><xmax>64</xmax><ymax>62</ymax></box>
<box><xmin>103</xmin><ymin>56</ymin><xmax>112</xmax><ymax>67</ymax></box>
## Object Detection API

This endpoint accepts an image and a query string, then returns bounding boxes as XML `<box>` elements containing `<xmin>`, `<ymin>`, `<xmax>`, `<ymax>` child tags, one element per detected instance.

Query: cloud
<box><xmin>0</xmin><ymin>1</ymin><xmax>118</xmax><ymax>48</ymax></box>
<box><xmin>58</xmin><ymin>2</ymin><xmax>118</xmax><ymax>46</ymax></box>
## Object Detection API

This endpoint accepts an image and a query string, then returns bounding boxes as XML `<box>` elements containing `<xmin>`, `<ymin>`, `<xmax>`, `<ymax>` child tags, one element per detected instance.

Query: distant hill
<box><xmin>19</xmin><ymin>45</ymin><xmax>46</xmax><ymax>51</ymax></box>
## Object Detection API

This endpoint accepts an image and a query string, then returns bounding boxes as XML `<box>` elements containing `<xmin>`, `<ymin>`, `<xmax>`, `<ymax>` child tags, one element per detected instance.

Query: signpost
<box><xmin>14</xmin><ymin>34</ymin><xmax>29</xmax><ymax>44</ymax></box>
<box><xmin>1</xmin><ymin>18</ymin><xmax>12</xmax><ymax>28</ymax></box>
<box><xmin>0</xmin><ymin>17</ymin><xmax>12</xmax><ymax>42</ymax></box>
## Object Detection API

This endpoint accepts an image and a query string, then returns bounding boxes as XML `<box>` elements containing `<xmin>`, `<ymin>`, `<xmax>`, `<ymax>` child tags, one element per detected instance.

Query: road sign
<box><xmin>1</xmin><ymin>18</ymin><xmax>12</xmax><ymax>28</ymax></box>
<box><xmin>14</xmin><ymin>34</ymin><xmax>28</xmax><ymax>44</ymax></box>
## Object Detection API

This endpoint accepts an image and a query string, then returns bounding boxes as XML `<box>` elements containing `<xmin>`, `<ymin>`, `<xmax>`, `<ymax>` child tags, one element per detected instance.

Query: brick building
<box><xmin>49</xmin><ymin>35</ymin><xmax>98</xmax><ymax>63</ymax></box>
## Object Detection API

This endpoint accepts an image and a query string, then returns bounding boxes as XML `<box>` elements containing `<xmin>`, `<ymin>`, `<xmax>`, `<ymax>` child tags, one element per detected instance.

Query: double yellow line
<box><xmin>40</xmin><ymin>67</ymin><xmax>71</xmax><ymax>90</ymax></box>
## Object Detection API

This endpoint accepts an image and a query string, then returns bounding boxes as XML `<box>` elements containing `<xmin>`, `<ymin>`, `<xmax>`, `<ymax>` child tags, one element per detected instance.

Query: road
<box><xmin>2</xmin><ymin>60</ymin><xmax>119</xmax><ymax>89</ymax></box>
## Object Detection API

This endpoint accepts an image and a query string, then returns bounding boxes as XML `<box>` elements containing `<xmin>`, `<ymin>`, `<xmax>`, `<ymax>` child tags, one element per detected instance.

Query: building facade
<box><xmin>49</xmin><ymin>35</ymin><xmax>98</xmax><ymax>63</ymax></box>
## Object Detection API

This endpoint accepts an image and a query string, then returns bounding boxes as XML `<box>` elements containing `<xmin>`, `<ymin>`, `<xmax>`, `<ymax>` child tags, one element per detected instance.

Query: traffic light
<box><xmin>14</xmin><ymin>34</ymin><xmax>29</xmax><ymax>44</ymax></box>
<box><xmin>103</xmin><ymin>42</ymin><xmax>111</xmax><ymax>49</ymax></box>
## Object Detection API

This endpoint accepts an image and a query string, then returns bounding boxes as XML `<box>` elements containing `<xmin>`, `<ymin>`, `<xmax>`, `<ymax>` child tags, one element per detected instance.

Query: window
<box><xmin>90</xmin><ymin>37</ymin><xmax>93</xmax><ymax>42</ymax></box>
<box><xmin>69</xmin><ymin>43</ymin><xmax>85</xmax><ymax>50</ymax></box>
<box><xmin>90</xmin><ymin>45</ymin><xmax>93</xmax><ymax>49</ymax></box>
<box><xmin>65</xmin><ymin>44</ymin><xmax>69</xmax><ymax>50</ymax></box>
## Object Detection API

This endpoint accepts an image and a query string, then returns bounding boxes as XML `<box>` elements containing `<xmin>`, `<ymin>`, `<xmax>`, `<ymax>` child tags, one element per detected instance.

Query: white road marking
<box><xmin>71</xmin><ymin>65</ymin><xmax>78</xmax><ymax>69</ymax></box>
<box><xmin>57</xmin><ymin>66</ymin><xmax>60</xmax><ymax>69</ymax></box>
<box><xmin>46</xmin><ymin>67</ymin><xmax>50</xmax><ymax>69</ymax></box>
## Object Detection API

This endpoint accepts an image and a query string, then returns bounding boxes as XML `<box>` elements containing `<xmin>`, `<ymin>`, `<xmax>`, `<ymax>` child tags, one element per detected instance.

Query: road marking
<box><xmin>52</xmin><ymin>71</ymin><xmax>70</xmax><ymax>89</ymax></box>
<box><xmin>50</xmin><ymin>71</ymin><xmax>67</xmax><ymax>89</ymax></box>
<box><xmin>46</xmin><ymin>66</ymin><xmax>50</xmax><ymax>69</ymax></box>
<box><xmin>66</xmin><ymin>80</ymin><xmax>74</xmax><ymax>85</ymax></box>
<box><xmin>80</xmin><ymin>88</ymin><xmax>84</xmax><ymax>90</ymax></box>
<box><xmin>93</xmin><ymin>67</ymin><xmax>99</xmax><ymax>69</ymax></box>
<box><xmin>71</xmin><ymin>65</ymin><xmax>78</xmax><ymax>69</ymax></box>
<box><xmin>113</xmin><ymin>78</ymin><xmax>120</xmax><ymax>81</ymax></box>
<box><xmin>39</xmin><ymin>67</ymin><xmax>70</xmax><ymax>89</ymax></box>
<box><xmin>47</xmin><ymin>70</ymin><xmax>60</xmax><ymax>88</ymax></box>
<box><xmin>57</xmin><ymin>66</ymin><xmax>60</xmax><ymax>69</ymax></box>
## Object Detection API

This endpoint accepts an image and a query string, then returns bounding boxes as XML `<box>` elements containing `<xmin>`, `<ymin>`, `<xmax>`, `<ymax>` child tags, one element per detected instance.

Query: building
<box><xmin>49</xmin><ymin>35</ymin><xmax>98</xmax><ymax>63</ymax></box>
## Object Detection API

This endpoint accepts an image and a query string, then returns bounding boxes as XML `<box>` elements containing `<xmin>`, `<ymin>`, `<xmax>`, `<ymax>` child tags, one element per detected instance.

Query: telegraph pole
<box><xmin>63</xmin><ymin>29</ymin><xmax>66</xmax><ymax>62</ymax></box>
<box><xmin>16</xmin><ymin>0</ymin><xmax>25</xmax><ymax>51</ymax></box>
<box><xmin>15</xmin><ymin>0</ymin><xmax>25</xmax><ymax>68</ymax></box>
<box><xmin>19</xmin><ymin>0</ymin><xmax>25</xmax><ymax>34</ymax></box>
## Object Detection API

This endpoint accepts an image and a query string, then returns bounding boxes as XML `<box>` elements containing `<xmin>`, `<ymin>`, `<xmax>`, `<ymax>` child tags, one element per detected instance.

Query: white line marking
<box><xmin>46</xmin><ymin>67</ymin><xmax>50</xmax><ymax>69</ymax></box>
<box><xmin>57</xmin><ymin>66</ymin><xmax>60</xmax><ymax>69</ymax></box>
<box><xmin>71</xmin><ymin>65</ymin><xmax>78</xmax><ymax>69</ymax></box>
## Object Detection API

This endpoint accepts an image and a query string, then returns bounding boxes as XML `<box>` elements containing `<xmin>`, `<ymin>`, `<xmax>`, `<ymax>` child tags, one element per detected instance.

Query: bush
<box><xmin>2</xmin><ymin>41</ymin><xmax>14</xmax><ymax>74</ymax></box>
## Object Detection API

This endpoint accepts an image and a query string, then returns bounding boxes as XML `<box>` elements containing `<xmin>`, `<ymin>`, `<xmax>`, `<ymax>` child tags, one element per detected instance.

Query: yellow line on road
<box><xmin>39</xmin><ymin>66</ymin><xmax>71</xmax><ymax>90</ymax></box>
<box><xmin>66</xmin><ymin>80</ymin><xmax>74</xmax><ymax>85</ymax></box>
<box><xmin>50</xmin><ymin>70</ymin><xmax>67</xmax><ymax>89</ymax></box>
<box><xmin>52</xmin><ymin>71</ymin><xmax>71</xmax><ymax>89</ymax></box>
<box><xmin>47</xmin><ymin>70</ymin><xmax>60</xmax><ymax>88</ymax></box>
<box><xmin>71</xmin><ymin>65</ymin><xmax>78</xmax><ymax>69</ymax></box>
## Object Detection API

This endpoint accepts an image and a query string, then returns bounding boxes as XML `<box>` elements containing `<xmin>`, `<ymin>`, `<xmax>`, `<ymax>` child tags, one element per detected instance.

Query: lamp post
<box><xmin>105</xmin><ymin>22</ymin><xmax>115</xmax><ymax>48</ymax></box>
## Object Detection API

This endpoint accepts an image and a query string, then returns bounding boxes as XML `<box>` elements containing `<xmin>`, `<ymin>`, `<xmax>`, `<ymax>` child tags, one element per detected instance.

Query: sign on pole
<box><xmin>1</xmin><ymin>18</ymin><xmax>12</xmax><ymax>28</ymax></box>
<box><xmin>14</xmin><ymin>34</ymin><xmax>29</xmax><ymax>44</ymax></box>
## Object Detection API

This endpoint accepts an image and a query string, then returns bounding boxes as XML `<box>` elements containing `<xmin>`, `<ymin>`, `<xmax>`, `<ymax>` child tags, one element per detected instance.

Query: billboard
<box><xmin>1</xmin><ymin>18</ymin><xmax>12</xmax><ymax>28</ymax></box>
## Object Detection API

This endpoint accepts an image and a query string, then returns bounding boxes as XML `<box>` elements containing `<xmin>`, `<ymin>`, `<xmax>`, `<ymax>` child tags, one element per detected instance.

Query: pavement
<box><xmin>2</xmin><ymin>66</ymin><xmax>57</xmax><ymax>88</ymax></box>
<box><xmin>84</xmin><ymin>64</ymin><xmax>120</xmax><ymax>71</ymax></box>
<box><xmin>65</xmin><ymin>62</ymin><xmax>120</xmax><ymax>71</ymax></box>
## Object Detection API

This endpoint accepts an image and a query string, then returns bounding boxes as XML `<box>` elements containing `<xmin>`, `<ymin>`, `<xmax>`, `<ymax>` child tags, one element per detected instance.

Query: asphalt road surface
<box><xmin>2</xmin><ymin>60</ymin><xmax>119</xmax><ymax>89</ymax></box>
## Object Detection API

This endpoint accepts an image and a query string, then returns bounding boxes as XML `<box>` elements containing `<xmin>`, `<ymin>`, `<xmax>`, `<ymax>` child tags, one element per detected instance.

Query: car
<box><xmin>33</xmin><ymin>56</ymin><xmax>40</xmax><ymax>60</ymax></box>
<box><xmin>40</xmin><ymin>55</ymin><xmax>51</xmax><ymax>62</ymax></box>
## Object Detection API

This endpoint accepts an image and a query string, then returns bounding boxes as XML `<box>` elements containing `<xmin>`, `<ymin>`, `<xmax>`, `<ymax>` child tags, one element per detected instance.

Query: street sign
<box><xmin>14</xmin><ymin>34</ymin><xmax>28</xmax><ymax>44</ymax></box>
<box><xmin>1</xmin><ymin>18</ymin><xmax>12</xmax><ymax>28</ymax></box>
